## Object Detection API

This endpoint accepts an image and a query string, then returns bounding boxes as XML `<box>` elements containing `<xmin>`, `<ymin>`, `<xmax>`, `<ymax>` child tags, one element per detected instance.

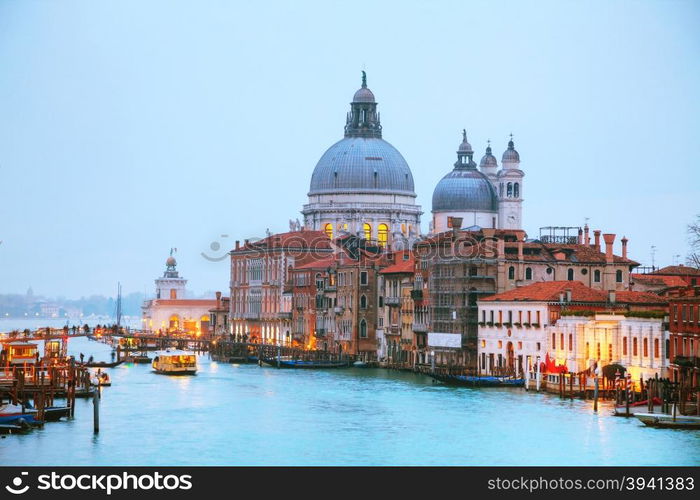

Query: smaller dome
<box><xmin>480</xmin><ymin>144</ymin><xmax>498</xmax><ymax>168</ymax></box>
<box><xmin>166</xmin><ymin>256</ymin><xmax>177</xmax><ymax>267</ymax></box>
<box><xmin>353</xmin><ymin>87</ymin><xmax>375</xmax><ymax>103</ymax></box>
<box><xmin>458</xmin><ymin>129</ymin><xmax>473</xmax><ymax>153</ymax></box>
<box><xmin>502</xmin><ymin>137</ymin><xmax>520</xmax><ymax>163</ymax></box>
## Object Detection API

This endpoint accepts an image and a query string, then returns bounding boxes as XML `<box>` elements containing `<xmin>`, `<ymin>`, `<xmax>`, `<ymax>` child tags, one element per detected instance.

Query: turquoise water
<box><xmin>1</xmin><ymin>337</ymin><xmax>699</xmax><ymax>466</ymax></box>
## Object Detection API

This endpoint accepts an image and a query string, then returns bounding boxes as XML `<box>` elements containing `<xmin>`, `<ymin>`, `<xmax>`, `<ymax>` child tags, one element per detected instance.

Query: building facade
<box><xmin>229</xmin><ymin>230</ymin><xmax>333</xmax><ymax>344</ymax></box>
<box><xmin>478</xmin><ymin>281</ymin><xmax>669</xmax><ymax>380</ymax></box>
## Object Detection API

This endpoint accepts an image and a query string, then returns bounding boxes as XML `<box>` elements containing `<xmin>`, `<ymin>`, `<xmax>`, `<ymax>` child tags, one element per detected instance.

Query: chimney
<box><xmin>621</xmin><ymin>236</ymin><xmax>628</xmax><ymax>260</ymax></box>
<box><xmin>578</xmin><ymin>228</ymin><xmax>583</xmax><ymax>245</ymax></box>
<box><xmin>497</xmin><ymin>238</ymin><xmax>505</xmax><ymax>259</ymax></box>
<box><xmin>584</xmin><ymin>224</ymin><xmax>590</xmax><ymax>246</ymax></box>
<box><xmin>216</xmin><ymin>291</ymin><xmax>221</xmax><ymax>307</ymax></box>
<box><xmin>235</xmin><ymin>240</ymin><xmax>240</xmax><ymax>250</ymax></box>
<box><xmin>593</xmin><ymin>230</ymin><xmax>601</xmax><ymax>251</ymax></box>
<box><xmin>608</xmin><ymin>290</ymin><xmax>616</xmax><ymax>304</ymax></box>
<box><xmin>559</xmin><ymin>292</ymin><xmax>565</xmax><ymax>303</ymax></box>
<box><xmin>517</xmin><ymin>239</ymin><xmax>524</xmax><ymax>261</ymax></box>
<box><xmin>565</xmin><ymin>289</ymin><xmax>572</xmax><ymax>302</ymax></box>
<box><xmin>603</xmin><ymin>233</ymin><xmax>615</xmax><ymax>263</ymax></box>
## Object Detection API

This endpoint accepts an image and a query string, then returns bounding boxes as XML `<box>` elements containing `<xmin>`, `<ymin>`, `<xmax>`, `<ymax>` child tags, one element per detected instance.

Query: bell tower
<box><xmin>497</xmin><ymin>135</ymin><xmax>524</xmax><ymax>230</ymax></box>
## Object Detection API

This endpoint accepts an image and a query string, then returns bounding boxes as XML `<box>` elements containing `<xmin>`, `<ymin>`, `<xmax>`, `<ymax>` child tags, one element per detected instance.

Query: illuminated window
<box><xmin>401</xmin><ymin>223</ymin><xmax>406</xmax><ymax>235</ymax></box>
<box><xmin>378</xmin><ymin>224</ymin><xmax>389</xmax><ymax>248</ymax></box>
<box><xmin>170</xmin><ymin>289</ymin><xmax>177</xmax><ymax>299</ymax></box>
<box><xmin>481</xmin><ymin>340</ymin><xmax>486</xmax><ymax>348</ymax></box>
<box><xmin>324</xmin><ymin>223</ymin><xmax>333</xmax><ymax>239</ymax></box>
<box><xmin>363</xmin><ymin>223</ymin><xmax>372</xmax><ymax>241</ymax></box>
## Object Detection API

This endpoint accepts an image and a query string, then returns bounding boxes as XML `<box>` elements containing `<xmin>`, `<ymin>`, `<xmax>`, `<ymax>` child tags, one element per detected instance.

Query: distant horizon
<box><xmin>1</xmin><ymin>0</ymin><xmax>698</xmax><ymax>297</ymax></box>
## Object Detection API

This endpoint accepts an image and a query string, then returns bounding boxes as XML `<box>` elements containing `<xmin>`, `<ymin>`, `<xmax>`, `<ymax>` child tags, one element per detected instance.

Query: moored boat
<box><xmin>261</xmin><ymin>357</ymin><xmax>349</xmax><ymax>369</ymax></box>
<box><xmin>613</xmin><ymin>397</ymin><xmax>664</xmax><ymax>416</ymax></box>
<box><xmin>433</xmin><ymin>373</ymin><xmax>525</xmax><ymax>387</ymax></box>
<box><xmin>634</xmin><ymin>412</ymin><xmax>700</xmax><ymax>429</ymax></box>
<box><xmin>152</xmin><ymin>351</ymin><xmax>197</xmax><ymax>375</ymax></box>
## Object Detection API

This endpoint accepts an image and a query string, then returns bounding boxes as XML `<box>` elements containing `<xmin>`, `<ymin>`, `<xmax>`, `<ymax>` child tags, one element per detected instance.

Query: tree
<box><xmin>687</xmin><ymin>214</ymin><xmax>700</xmax><ymax>268</ymax></box>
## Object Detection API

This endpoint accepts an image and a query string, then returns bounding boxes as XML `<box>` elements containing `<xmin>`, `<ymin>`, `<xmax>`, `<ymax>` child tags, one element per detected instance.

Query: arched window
<box><xmin>378</xmin><ymin>223</ymin><xmax>389</xmax><ymax>248</ymax></box>
<box><xmin>363</xmin><ymin>223</ymin><xmax>372</xmax><ymax>241</ymax></box>
<box><xmin>360</xmin><ymin>295</ymin><xmax>367</xmax><ymax>309</ymax></box>
<box><xmin>616</xmin><ymin>270</ymin><xmax>623</xmax><ymax>283</ymax></box>
<box><xmin>359</xmin><ymin>319</ymin><xmax>367</xmax><ymax>338</ymax></box>
<box><xmin>507</xmin><ymin>182</ymin><xmax>513</xmax><ymax>197</ymax></box>
<box><xmin>508</xmin><ymin>266</ymin><xmax>515</xmax><ymax>280</ymax></box>
<box><xmin>514</xmin><ymin>183</ymin><xmax>519</xmax><ymax>198</ymax></box>
<box><xmin>401</xmin><ymin>223</ymin><xmax>406</xmax><ymax>235</ymax></box>
<box><xmin>525</xmin><ymin>267</ymin><xmax>532</xmax><ymax>280</ymax></box>
<box><xmin>499</xmin><ymin>183</ymin><xmax>504</xmax><ymax>197</ymax></box>
<box><xmin>324</xmin><ymin>223</ymin><xmax>333</xmax><ymax>239</ymax></box>
<box><xmin>567</xmin><ymin>269</ymin><xmax>574</xmax><ymax>281</ymax></box>
<box><xmin>594</xmin><ymin>270</ymin><xmax>601</xmax><ymax>283</ymax></box>
<box><xmin>633</xmin><ymin>337</ymin><xmax>638</xmax><ymax>356</ymax></box>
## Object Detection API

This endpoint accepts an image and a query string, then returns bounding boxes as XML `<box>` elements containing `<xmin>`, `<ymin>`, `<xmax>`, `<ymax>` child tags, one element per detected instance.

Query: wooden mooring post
<box><xmin>93</xmin><ymin>387</ymin><xmax>100</xmax><ymax>433</ymax></box>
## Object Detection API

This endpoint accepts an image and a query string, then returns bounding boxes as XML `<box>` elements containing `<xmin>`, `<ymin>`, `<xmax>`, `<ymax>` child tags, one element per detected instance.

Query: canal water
<box><xmin>1</xmin><ymin>337</ymin><xmax>699</xmax><ymax>466</ymax></box>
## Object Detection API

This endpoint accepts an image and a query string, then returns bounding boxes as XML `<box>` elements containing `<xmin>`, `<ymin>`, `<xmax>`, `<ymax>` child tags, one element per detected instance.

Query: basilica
<box><xmin>301</xmin><ymin>72</ymin><xmax>525</xmax><ymax>248</ymax></box>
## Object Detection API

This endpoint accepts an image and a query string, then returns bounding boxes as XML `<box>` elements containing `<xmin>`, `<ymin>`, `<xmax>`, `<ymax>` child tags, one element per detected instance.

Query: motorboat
<box><xmin>152</xmin><ymin>351</ymin><xmax>197</xmax><ymax>375</ymax></box>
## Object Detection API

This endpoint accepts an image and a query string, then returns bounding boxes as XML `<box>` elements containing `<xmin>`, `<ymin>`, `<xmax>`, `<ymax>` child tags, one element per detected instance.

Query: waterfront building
<box><xmin>229</xmin><ymin>230</ymin><xmax>333</xmax><ymax>344</ymax></box>
<box><xmin>377</xmin><ymin>251</ymin><xmax>417</xmax><ymax>365</ymax></box>
<box><xmin>208</xmin><ymin>291</ymin><xmax>230</xmax><ymax>337</ymax></box>
<box><xmin>478</xmin><ymin>281</ymin><xmax>669</xmax><ymax>380</ymax></box>
<box><xmin>416</xmin><ymin>227</ymin><xmax>639</xmax><ymax>370</ymax></box>
<box><xmin>301</xmin><ymin>72</ymin><xmax>422</xmax><ymax>250</ymax></box>
<box><xmin>431</xmin><ymin>133</ymin><xmax>524</xmax><ymax>233</ymax></box>
<box><xmin>648</xmin><ymin>265</ymin><xmax>700</xmax><ymax>287</ymax></box>
<box><xmin>289</xmin><ymin>255</ymin><xmax>338</xmax><ymax>349</ymax></box>
<box><xmin>141</xmin><ymin>254</ymin><xmax>216</xmax><ymax>334</ymax></box>
<box><xmin>668</xmin><ymin>291</ymin><xmax>700</xmax><ymax>387</ymax></box>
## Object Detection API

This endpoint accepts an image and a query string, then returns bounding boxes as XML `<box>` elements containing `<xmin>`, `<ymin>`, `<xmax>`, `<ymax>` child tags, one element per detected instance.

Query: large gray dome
<box><xmin>432</xmin><ymin>168</ymin><xmax>498</xmax><ymax>212</ymax></box>
<box><xmin>309</xmin><ymin>137</ymin><xmax>416</xmax><ymax>196</ymax></box>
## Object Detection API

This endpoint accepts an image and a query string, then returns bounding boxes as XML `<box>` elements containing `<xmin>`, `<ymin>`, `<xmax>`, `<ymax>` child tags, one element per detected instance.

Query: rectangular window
<box><xmin>489</xmin><ymin>310</ymin><xmax>494</xmax><ymax>323</ymax></box>
<box><xmin>552</xmin><ymin>333</ymin><xmax>556</xmax><ymax>350</ymax></box>
<box><xmin>623</xmin><ymin>337</ymin><xmax>627</xmax><ymax>356</ymax></box>
<box><xmin>508</xmin><ymin>311</ymin><xmax>513</xmax><ymax>324</ymax></box>
<box><xmin>654</xmin><ymin>338</ymin><xmax>659</xmax><ymax>358</ymax></box>
<box><xmin>360</xmin><ymin>271</ymin><xmax>368</xmax><ymax>286</ymax></box>
<box><xmin>518</xmin><ymin>311</ymin><xmax>523</xmax><ymax>323</ymax></box>
<box><xmin>568</xmin><ymin>334</ymin><xmax>572</xmax><ymax>351</ymax></box>
<box><xmin>633</xmin><ymin>337</ymin><xmax>638</xmax><ymax>356</ymax></box>
<box><xmin>536</xmin><ymin>342</ymin><xmax>541</xmax><ymax>351</ymax></box>
<box><xmin>560</xmin><ymin>333</ymin><xmax>564</xmax><ymax>350</ymax></box>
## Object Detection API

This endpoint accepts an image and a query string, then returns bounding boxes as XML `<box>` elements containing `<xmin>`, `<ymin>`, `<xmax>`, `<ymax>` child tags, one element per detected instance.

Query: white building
<box><xmin>142</xmin><ymin>253</ymin><xmax>216</xmax><ymax>335</ymax></box>
<box><xmin>431</xmin><ymin>132</ymin><xmax>524</xmax><ymax>233</ymax></box>
<box><xmin>477</xmin><ymin>281</ymin><xmax>668</xmax><ymax>378</ymax></box>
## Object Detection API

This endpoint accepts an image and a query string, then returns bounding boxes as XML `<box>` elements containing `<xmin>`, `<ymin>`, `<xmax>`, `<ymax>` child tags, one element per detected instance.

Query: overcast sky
<box><xmin>0</xmin><ymin>0</ymin><xmax>698</xmax><ymax>298</ymax></box>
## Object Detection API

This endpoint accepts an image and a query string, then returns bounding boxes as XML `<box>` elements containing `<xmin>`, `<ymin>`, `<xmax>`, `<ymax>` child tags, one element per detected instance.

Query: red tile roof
<box><xmin>651</xmin><ymin>265</ymin><xmax>700</xmax><ymax>276</ymax></box>
<box><xmin>148</xmin><ymin>299</ymin><xmax>218</xmax><ymax>307</ymax></box>
<box><xmin>631</xmin><ymin>274</ymin><xmax>688</xmax><ymax>288</ymax></box>
<box><xmin>232</xmin><ymin>230</ymin><xmax>333</xmax><ymax>252</ymax></box>
<box><xmin>380</xmin><ymin>256</ymin><xmax>415</xmax><ymax>274</ymax></box>
<box><xmin>295</xmin><ymin>255</ymin><xmax>338</xmax><ymax>270</ymax></box>
<box><xmin>480</xmin><ymin>281</ymin><xmax>667</xmax><ymax>305</ymax></box>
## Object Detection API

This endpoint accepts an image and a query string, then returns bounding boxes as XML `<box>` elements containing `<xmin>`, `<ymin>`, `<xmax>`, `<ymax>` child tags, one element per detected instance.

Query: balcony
<box><xmin>277</xmin><ymin>311</ymin><xmax>292</xmax><ymax>319</ymax></box>
<box><xmin>387</xmin><ymin>325</ymin><xmax>401</xmax><ymax>335</ymax></box>
<box><xmin>412</xmin><ymin>322</ymin><xmax>428</xmax><ymax>333</ymax></box>
<box><xmin>242</xmin><ymin>312</ymin><xmax>259</xmax><ymax>319</ymax></box>
<box><xmin>385</xmin><ymin>297</ymin><xmax>401</xmax><ymax>307</ymax></box>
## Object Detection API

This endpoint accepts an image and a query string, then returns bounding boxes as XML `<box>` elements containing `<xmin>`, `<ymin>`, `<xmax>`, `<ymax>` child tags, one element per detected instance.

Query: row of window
<box><xmin>498</xmin><ymin>182</ymin><xmax>520</xmax><ymax>199</ymax></box>
<box><xmin>507</xmin><ymin>266</ymin><xmax>623</xmax><ymax>283</ymax></box>
<box><xmin>481</xmin><ymin>309</ymin><xmax>542</xmax><ymax>325</ymax></box>
<box><xmin>671</xmin><ymin>303</ymin><xmax>699</xmax><ymax>326</ymax></box>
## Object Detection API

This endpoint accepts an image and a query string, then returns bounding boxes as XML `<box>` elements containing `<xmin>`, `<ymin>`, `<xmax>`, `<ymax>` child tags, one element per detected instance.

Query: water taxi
<box><xmin>152</xmin><ymin>351</ymin><xmax>197</xmax><ymax>375</ymax></box>
<box><xmin>1</xmin><ymin>341</ymin><xmax>39</xmax><ymax>366</ymax></box>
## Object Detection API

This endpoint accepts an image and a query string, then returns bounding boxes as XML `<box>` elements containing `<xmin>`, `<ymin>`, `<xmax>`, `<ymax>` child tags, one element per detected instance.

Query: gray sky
<box><xmin>0</xmin><ymin>0</ymin><xmax>698</xmax><ymax>298</ymax></box>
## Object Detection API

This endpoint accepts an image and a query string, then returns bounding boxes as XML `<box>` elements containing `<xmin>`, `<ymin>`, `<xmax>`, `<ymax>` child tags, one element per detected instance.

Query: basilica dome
<box><xmin>308</xmin><ymin>72</ymin><xmax>415</xmax><ymax>197</ymax></box>
<box><xmin>432</xmin><ymin>168</ymin><xmax>498</xmax><ymax>212</ymax></box>
<box><xmin>308</xmin><ymin>137</ymin><xmax>415</xmax><ymax>196</ymax></box>
<box><xmin>432</xmin><ymin>132</ymin><xmax>498</xmax><ymax>213</ymax></box>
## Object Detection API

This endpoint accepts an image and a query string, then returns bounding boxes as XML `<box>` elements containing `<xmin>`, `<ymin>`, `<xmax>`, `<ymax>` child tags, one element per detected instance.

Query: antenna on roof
<box><xmin>651</xmin><ymin>245</ymin><xmax>657</xmax><ymax>271</ymax></box>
